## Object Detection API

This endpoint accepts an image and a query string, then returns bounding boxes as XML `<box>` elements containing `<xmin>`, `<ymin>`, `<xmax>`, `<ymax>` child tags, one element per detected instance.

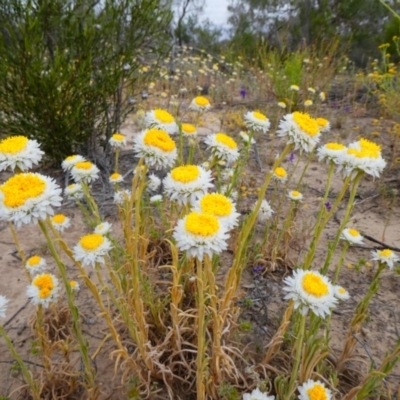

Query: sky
<box><xmin>202</xmin><ymin>0</ymin><xmax>230</xmax><ymax>26</ymax></box>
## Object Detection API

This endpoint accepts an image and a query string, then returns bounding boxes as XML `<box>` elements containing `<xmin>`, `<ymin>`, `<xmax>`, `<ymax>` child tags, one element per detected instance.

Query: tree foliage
<box><xmin>0</xmin><ymin>0</ymin><xmax>172</xmax><ymax>164</ymax></box>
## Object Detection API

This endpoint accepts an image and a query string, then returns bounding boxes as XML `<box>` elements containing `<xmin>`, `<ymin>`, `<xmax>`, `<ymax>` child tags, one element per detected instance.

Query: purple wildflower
<box><xmin>253</xmin><ymin>265</ymin><xmax>263</xmax><ymax>274</ymax></box>
<box><xmin>240</xmin><ymin>88</ymin><xmax>247</xmax><ymax>99</ymax></box>
<box><xmin>289</xmin><ymin>153</ymin><xmax>295</xmax><ymax>163</ymax></box>
<box><xmin>324</xmin><ymin>201</ymin><xmax>332</xmax><ymax>211</ymax></box>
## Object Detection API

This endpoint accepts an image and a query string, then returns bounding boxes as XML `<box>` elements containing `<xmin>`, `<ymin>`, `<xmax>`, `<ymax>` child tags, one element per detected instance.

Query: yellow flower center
<box><xmin>293</xmin><ymin>112</ymin><xmax>320</xmax><ymax>136</ymax></box>
<box><xmin>79</xmin><ymin>233</ymin><xmax>104</xmax><ymax>251</ymax></box>
<box><xmin>215</xmin><ymin>133</ymin><xmax>237</xmax><ymax>149</ymax></box>
<box><xmin>306</xmin><ymin>384</ymin><xmax>328</xmax><ymax>400</ymax></box>
<box><xmin>112</xmin><ymin>133</ymin><xmax>125</xmax><ymax>142</ymax></box>
<box><xmin>28</xmin><ymin>255</ymin><xmax>41</xmax><ymax>267</ymax></box>
<box><xmin>70</xmin><ymin>280</ymin><xmax>77</xmax><ymax>288</ymax></box>
<box><xmin>0</xmin><ymin>174</ymin><xmax>46</xmax><ymax>208</ymax></box>
<box><xmin>65</xmin><ymin>155</ymin><xmax>77</xmax><ymax>162</ymax></box>
<box><xmin>52</xmin><ymin>214</ymin><xmax>66</xmax><ymax>224</ymax></box>
<box><xmin>347</xmin><ymin>148</ymin><xmax>379</xmax><ymax>159</ymax></box>
<box><xmin>185</xmin><ymin>212</ymin><xmax>220</xmax><ymax>236</ymax></box>
<box><xmin>171</xmin><ymin>165</ymin><xmax>200</xmax><ymax>183</ymax></box>
<box><xmin>182</xmin><ymin>123</ymin><xmax>197</xmax><ymax>134</ymax></box>
<box><xmin>348</xmin><ymin>229</ymin><xmax>360</xmax><ymax>237</ymax></box>
<box><xmin>274</xmin><ymin>167</ymin><xmax>287</xmax><ymax>178</ymax></box>
<box><xmin>200</xmin><ymin>193</ymin><xmax>233</xmax><ymax>217</ymax></box>
<box><xmin>0</xmin><ymin>136</ymin><xmax>28</xmax><ymax>154</ymax></box>
<box><xmin>194</xmin><ymin>96</ymin><xmax>210</xmax><ymax>107</ymax></box>
<box><xmin>326</xmin><ymin>143</ymin><xmax>346</xmax><ymax>151</ymax></box>
<box><xmin>338</xmin><ymin>287</ymin><xmax>347</xmax><ymax>294</ymax></box>
<box><xmin>291</xmin><ymin>191</ymin><xmax>301</xmax><ymax>197</ymax></box>
<box><xmin>143</xmin><ymin>129</ymin><xmax>176</xmax><ymax>152</ymax></box>
<box><xmin>360</xmin><ymin>138</ymin><xmax>381</xmax><ymax>153</ymax></box>
<box><xmin>317</xmin><ymin>118</ymin><xmax>329</xmax><ymax>127</ymax></box>
<box><xmin>154</xmin><ymin>109</ymin><xmax>175</xmax><ymax>124</ymax></box>
<box><xmin>253</xmin><ymin>111</ymin><xmax>267</xmax><ymax>121</ymax></box>
<box><xmin>33</xmin><ymin>274</ymin><xmax>55</xmax><ymax>299</ymax></box>
<box><xmin>378</xmin><ymin>249</ymin><xmax>392</xmax><ymax>257</ymax></box>
<box><xmin>75</xmin><ymin>161</ymin><xmax>93</xmax><ymax>170</ymax></box>
<box><xmin>110</xmin><ymin>173</ymin><xmax>121</xmax><ymax>180</ymax></box>
<box><xmin>302</xmin><ymin>273</ymin><xmax>329</xmax><ymax>297</ymax></box>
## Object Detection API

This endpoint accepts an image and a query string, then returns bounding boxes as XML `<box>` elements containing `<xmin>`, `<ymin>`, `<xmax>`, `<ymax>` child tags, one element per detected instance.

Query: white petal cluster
<box><xmin>51</xmin><ymin>214</ymin><xmax>71</xmax><ymax>232</ymax></box>
<box><xmin>288</xmin><ymin>190</ymin><xmax>303</xmax><ymax>201</ymax></box>
<box><xmin>64</xmin><ymin>183</ymin><xmax>84</xmax><ymax>200</ymax></box>
<box><xmin>94</xmin><ymin>221</ymin><xmax>112</xmax><ymax>235</ymax></box>
<box><xmin>298</xmin><ymin>379</ymin><xmax>332</xmax><ymax>400</ymax></box>
<box><xmin>27</xmin><ymin>273</ymin><xmax>60</xmax><ymax>308</ymax></box>
<box><xmin>144</xmin><ymin>109</ymin><xmax>178</xmax><ymax>135</ymax></box>
<box><xmin>192</xmin><ymin>193</ymin><xmax>240</xmax><ymax>231</ymax></box>
<box><xmin>283</xmin><ymin>269</ymin><xmax>338</xmax><ymax>318</ymax></box>
<box><xmin>189</xmin><ymin>96</ymin><xmax>211</xmax><ymax>112</ymax></box>
<box><xmin>243</xmin><ymin>387</ymin><xmax>275</xmax><ymax>400</ymax></box>
<box><xmin>133</xmin><ymin>129</ymin><xmax>177</xmax><ymax>170</ymax></box>
<box><xmin>163</xmin><ymin>165</ymin><xmax>213</xmax><ymax>205</ymax></box>
<box><xmin>204</xmin><ymin>133</ymin><xmax>239</xmax><ymax>165</ymax></box>
<box><xmin>340</xmin><ymin>228</ymin><xmax>364</xmax><ymax>245</ymax></box>
<box><xmin>0</xmin><ymin>173</ymin><xmax>62</xmax><ymax>227</ymax></box>
<box><xmin>239</xmin><ymin>131</ymin><xmax>256</xmax><ymax>144</ymax></box>
<box><xmin>73</xmin><ymin>234</ymin><xmax>113</xmax><ymax>267</ymax></box>
<box><xmin>244</xmin><ymin>111</ymin><xmax>271</xmax><ymax>133</ymax></box>
<box><xmin>0</xmin><ymin>136</ymin><xmax>44</xmax><ymax>172</ymax></box>
<box><xmin>0</xmin><ymin>295</ymin><xmax>9</xmax><ymax>318</ymax></box>
<box><xmin>150</xmin><ymin>194</ymin><xmax>163</xmax><ymax>203</ymax></box>
<box><xmin>371</xmin><ymin>249</ymin><xmax>399</xmax><ymax>269</ymax></box>
<box><xmin>62</xmin><ymin>155</ymin><xmax>86</xmax><ymax>172</ymax></box>
<box><xmin>114</xmin><ymin>189</ymin><xmax>131</xmax><ymax>205</ymax></box>
<box><xmin>317</xmin><ymin>143</ymin><xmax>347</xmax><ymax>165</ymax></box>
<box><xmin>334</xmin><ymin>285</ymin><xmax>350</xmax><ymax>301</ymax></box>
<box><xmin>70</xmin><ymin>161</ymin><xmax>100</xmax><ymax>183</ymax></box>
<box><xmin>254</xmin><ymin>199</ymin><xmax>274</xmax><ymax>223</ymax></box>
<box><xmin>173</xmin><ymin>212</ymin><xmax>229</xmax><ymax>260</ymax></box>
<box><xmin>109</xmin><ymin>133</ymin><xmax>127</xmax><ymax>148</ymax></box>
<box><xmin>25</xmin><ymin>255</ymin><xmax>47</xmax><ymax>274</ymax></box>
<box><xmin>277</xmin><ymin>112</ymin><xmax>321</xmax><ymax>153</ymax></box>
<box><xmin>147</xmin><ymin>173</ymin><xmax>161</xmax><ymax>192</ymax></box>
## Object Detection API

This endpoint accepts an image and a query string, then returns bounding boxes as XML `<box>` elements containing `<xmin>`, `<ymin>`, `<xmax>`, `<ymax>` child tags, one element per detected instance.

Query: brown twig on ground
<box><xmin>361</xmin><ymin>232</ymin><xmax>400</xmax><ymax>252</ymax></box>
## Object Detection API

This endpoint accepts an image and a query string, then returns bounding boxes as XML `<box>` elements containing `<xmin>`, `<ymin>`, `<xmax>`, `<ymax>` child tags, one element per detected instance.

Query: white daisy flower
<box><xmin>221</xmin><ymin>168</ymin><xmax>235</xmax><ymax>181</ymax></box>
<box><xmin>109</xmin><ymin>133</ymin><xmax>127</xmax><ymax>148</ymax></box>
<box><xmin>109</xmin><ymin>173</ymin><xmax>123</xmax><ymax>184</ymax></box>
<box><xmin>308</xmin><ymin>87</ymin><xmax>316</xmax><ymax>94</ymax></box>
<box><xmin>94</xmin><ymin>221</ymin><xmax>112</xmax><ymax>235</ymax></box>
<box><xmin>144</xmin><ymin>109</ymin><xmax>178</xmax><ymax>135</ymax></box>
<box><xmin>173</xmin><ymin>212</ymin><xmax>229</xmax><ymax>260</ymax></box>
<box><xmin>204</xmin><ymin>133</ymin><xmax>239</xmax><ymax>165</ymax></box>
<box><xmin>254</xmin><ymin>199</ymin><xmax>274</xmax><ymax>222</ymax></box>
<box><xmin>0</xmin><ymin>173</ymin><xmax>62</xmax><ymax>227</ymax></box>
<box><xmin>0</xmin><ymin>136</ymin><xmax>44</xmax><ymax>172</ymax></box>
<box><xmin>150</xmin><ymin>194</ymin><xmax>163</xmax><ymax>203</ymax></box>
<box><xmin>244</xmin><ymin>111</ymin><xmax>271</xmax><ymax>133</ymax></box>
<box><xmin>277</xmin><ymin>112</ymin><xmax>321</xmax><ymax>153</ymax></box>
<box><xmin>181</xmin><ymin>123</ymin><xmax>198</xmax><ymax>137</ymax></box>
<box><xmin>51</xmin><ymin>214</ymin><xmax>71</xmax><ymax>232</ymax></box>
<box><xmin>371</xmin><ymin>249</ymin><xmax>399</xmax><ymax>269</ymax></box>
<box><xmin>278</xmin><ymin>101</ymin><xmax>287</xmax><ymax>109</ymax></box>
<box><xmin>340</xmin><ymin>228</ymin><xmax>363</xmax><ymax>245</ymax></box>
<box><xmin>163</xmin><ymin>165</ymin><xmax>213</xmax><ymax>205</ymax></box>
<box><xmin>0</xmin><ymin>295</ymin><xmax>9</xmax><ymax>318</ymax></box>
<box><xmin>193</xmin><ymin>193</ymin><xmax>240</xmax><ymax>231</ymax></box>
<box><xmin>317</xmin><ymin>143</ymin><xmax>347</xmax><ymax>165</ymax></box>
<box><xmin>334</xmin><ymin>285</ymin><xmax>350</xmax><ymax>301</ymax></box>
<box><xmin>288</xmin><ymin>190</ymin><xmax>303</xmax><ymax>201</ymax></box>
<box><xmin>69</xmin><ymin>280</ymin><xmax>80</xmax><ymax>293</ymax></box>
<box><xmin>64</xmin><ymin>183</ymin><xmax>84</xmax><ymax>200</ymax></box>
<box><xmin>319</xmin><ymin>92</ymin><xmax>326</xmax><ymax>101</ymax></box>
<box><xmin>273</xmin><ymin>167</ymin><xmax>287</xmax><ymax>182</ymax></box>
<box><xmin>316</xmin><ymin>118</ymin><xmax>330</xmax><ymax>133</ymax></box>
<box><xmin>290</xmin><ymin>84</ymin><xmax>300</xmax><ymax>91</ymax></box>
<box><xmin>189</xmin><ymin>96</ymin><xmax>211</xmax><ymax>112</ymax></box>
<box><xmin>304</xmin><ymin>99</ymin><xmax>313</xmax><ymax>107</ymax></box>
<box><xmin>133</xmin><ymin>128</ymin><xmax>177</xmax><ymax>170</ymax></box>
<box><xmin>239</xmin><ymin>131</ymin><xmax>256</xmax><ymax>144</ymax></box>
<box><xmin>61</xmin><ymin>155</ymin><xmax>87</xmax><ymax>172</ymax></box>
<box><xmin>147</xmin><ymin>173</ymin><xmax>161</xmax><ymax>192</ymax></box>
<box><xmin>73</xmin><ymin>233</ymin><xmax>112</xmax><ymax>267</ymax></box>
<box><xmin>27</xmin><ymin>273</ymin><xmax>59</xmax><ymax>308</ymax></box>
<box><xmin>25</xmin><ymin>255</ymin><xmax>47</xmax><ymax>274</ymax></box>
<box><xmin>114</xmin><ymin>189</ymin><xmax>131</xmax><ymax>205</ymax></box>
<box><xmin>340</xmin><ymin>138</ymin><xmax>386</xmax><ymax>179</ymax></box>
<box><xmin>70</xmin><ymin>161</ymin><xmax>100</xmax><ymax>183</ymax></box>
<box><xmin>283</xmin><ymin>270</ymin><xmax>337</xmax><ymax>317</ymax></box>
<box><xmin>243</xmin><ymin>387</ymin><xmax>275</xmax><ymax>400</ymax></box>
<box><xmin>298</xmin><ymin>379</ymin><xmax>332</xmax><ymax>400</ymax></box>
